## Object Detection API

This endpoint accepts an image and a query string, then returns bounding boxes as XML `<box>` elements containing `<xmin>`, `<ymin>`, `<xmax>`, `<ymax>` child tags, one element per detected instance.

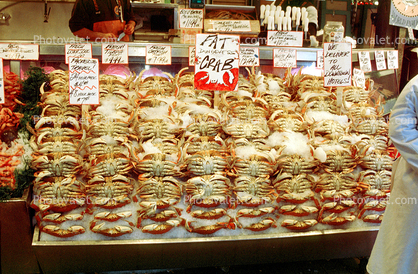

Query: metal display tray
<box><xmin>32</xmin><ymin>226</ymin><xmax>378</xmax><ymax>273</ymax></box>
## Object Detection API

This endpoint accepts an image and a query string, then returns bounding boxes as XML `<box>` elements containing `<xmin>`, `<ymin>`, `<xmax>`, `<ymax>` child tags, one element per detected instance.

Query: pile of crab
<box><xmin>0</xmin><ymin>72</ymin><xmax>26</xmax><ymax>189</ymax></box>
<box><xmin>32</xmin><ymin>66</ymin><xmax>393</xmax><ymax>240</ymax></box>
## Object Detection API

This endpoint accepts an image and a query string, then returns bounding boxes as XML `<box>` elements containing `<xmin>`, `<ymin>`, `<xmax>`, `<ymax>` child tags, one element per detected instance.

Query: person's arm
<box><xmin>123</xmin><ymin>0</ymin><xmax>136</xmax><ymax>35</ymax></box>
<box><xmin>72</xmin><ymin>28</ymin><xmax>117</xmax><ymax>41</ymax></box>
<box><xmin>124</xmin><ymin>20</ymin><xmax>136</xmax><ymax>35</ymax></box>
<box><xmin>389</xmin><ymin>75</ymin><xmax>418</xmax><ymax>170</ymax></box>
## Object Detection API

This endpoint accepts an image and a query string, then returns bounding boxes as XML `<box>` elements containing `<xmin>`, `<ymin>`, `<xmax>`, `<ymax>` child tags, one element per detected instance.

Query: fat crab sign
<box><xmin>194</xmin><ymin>34</ymin><xmax>240</xmax><ymax>91</ymax></box>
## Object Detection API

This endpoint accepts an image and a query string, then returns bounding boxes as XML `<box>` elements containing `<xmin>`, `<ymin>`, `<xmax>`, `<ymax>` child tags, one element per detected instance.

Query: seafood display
<box><xmin>29</xmin><ymin>67</ymin><xmax>393</xmax><ymax>240</ymax></box>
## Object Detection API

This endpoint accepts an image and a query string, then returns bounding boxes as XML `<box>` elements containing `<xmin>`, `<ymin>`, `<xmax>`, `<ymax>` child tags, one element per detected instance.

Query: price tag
<box><xmin>0</xmin><ymin>43</ymin><xmax>39</xmax><ymax>60</ymax></box>
<box><xmin>210</xmin><ymin>20</ymin><xmax>251</xmax><ymax>32</ymax></box>
<box><xmin>239</xmin><ymin>47</ymin><xmax>260</xmax><ymax>67</ymax></box>
<box><xmin>323</xmin><ymin>42</ymin><xmax>352</xmax><ymax>87</ymax></box>
<box><xmin>146</xmin><ymin>45</ymin><xmax>172</xmax><ymax>65</ymax></box>
<box><xmin>65</xmin><ymin>44</ymin><xmax>92</xmax><ymax>64</ymax></box>
<box><xmin>102</xmin><ymin>44</ymin><xmax>128</xmax><ymax>64</ymax></box>
<box><xmin>316</xmin><ymin>50</ymin><xmax>324</xmax><ymax>69</ymax></box>
<box><xmin>375</xmin><ymin>50</ymin><xmax>387</xmax><ymax>71</ymax></box>
<box><xmin>0</xmin><ymin>58</ymin><xmax>4</xmax><ymax>105</ymax></box>
<box><xmin>189</xmin><ymin>46</ymin><xmax>195</xmax><ymax>66</ymax></box>
<box><xmin>195</xmin><ymin>34</ymin><xmax>240</xmax><ymax>91</ymax></box>
<box><xmin>273</xmin><ymin>48</ymin><xmax>297</xmax><ymax>68</ymax></box>
<box><xmin>358</xmin><ymin>51</ymin><xmax>372</xmax><ymax>73</ymax></box>
<box><xmin>387</xmin><ymin>50</ymin><xmax>399</xmax><ymax>69</ymax></box>
<box><xmin>179</xmin><ymin>9</ymin><xmax>204</xmax><ymax>29</ymax></box>
<box><xmin>266</xmin><ymin>31</ymin><xmax>303</xmax><ymax>47</ymax></box>
<box><xmin>69</xmin><ymin>57</ymin><xmax>99</xmax><ymax>105</ymax></box>
<box><xmin>353</xmin><ymin>68</ymin><xmax>366</xmax><ymax>89</ymax></box>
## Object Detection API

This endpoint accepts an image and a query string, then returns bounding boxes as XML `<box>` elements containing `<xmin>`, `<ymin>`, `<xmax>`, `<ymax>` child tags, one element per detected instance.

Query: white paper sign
<box><xmin>323</xmin><ymin>42</ymin><xmax>352</xmax><ymax>87</ymax></box>
<box><xmin>0</xmin><ymin>43</ymin><xmax>39</xmax><ymax>60</ymax></box>
<box><xmin>267</xmin><ymin>31</ymin><xmax>304</xmax><ymax>47</ymax></box>
<box><xmin>146</xmin><ymin>45</ymin><xmax>172</xmax><ymax>65</ymax></box>
<box><xmin>239</xmin><ymin>47</ymin><xmax>260</xmax><ymax>67</ymax></box>
<box><xmin>69</xmin><ymin>57</ymin><xmax>99</xmax><ymax>105</ymax></box>
<box><xmin>102</xmin><ymin>44</ymin><xmax>128</xmax><ymax>64</ymax></box>
<box><xmin>0</xmin><ymin>58</ymin><xmax>4</xmax><ymax>105</ymax></box>
<box><xmin>194</xmin><ymin>34</ymin><xmax>240</xmax><ymax>91</ymax></box>
<box><xmin>210</xmin><ymin>21</ymin><xmax>251</xmax><ymax>32</ymax></box>
<box><xmin>387</xmin><ymin>50</ymin><xmax>399</xmax><ymax>70</ymax></box>
<box><xmin>179</xmin><ymin>9</ymin><xmax>204</xmax><ymax>29</ymax></box>
<box><xmin>358</xmin><ymin>51</ymin><xmax>372</xmax><ymax>73</ymax></box>
<box><xmin>353</xmin><ymin>68</ymin><xmax>366</xmax><ymax>89</ymax></box>
<box><xmin>189</xmin><ymin>46</ymin><xmax>195</xmax><ymax>66</ymax></box>
<box><xmin>375</xmin><ymin>50</ymin><xmax>387</xmax><ymax>71</ymax></box>
<box><xmin>273</xmin><ymin>48</ymin><xmax>297</xmax><ymax>68</ymax></box>
<box><xmin>317</xmin><ymin>50</ymin><xmax>324</xmax><ymax>69</ymax></box>
<box><xmin>65</xmin><ymin>44</ymin><xmax>92</xmax><ymax>64</ymax></box>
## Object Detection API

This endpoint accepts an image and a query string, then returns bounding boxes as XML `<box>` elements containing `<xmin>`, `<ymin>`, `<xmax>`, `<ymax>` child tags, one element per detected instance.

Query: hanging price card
<box><xmin>195</xmin><ymin>34</ymin><xmax>240</xmax><ymax>91</ymax></box>
<box><xmin>267</xmin><ymin>31</ymin><xmax>303</xmax><ymax>47</ymax></box>
<box><xmin>239</xmin><ymin>47</ymin><xmax>260</xmax><ymax>67</ymax></box>
<box><xmin>273</xmin><ymin>48</ymin><xmax>297</xmax><ymax>68</ymax></box>
<box><xmin>102</xmin><ymin>44</ymin><xmax>128</xmax><ymax>64</ymax></box>
<box><xmin>0</xmin><ymin>58</ymin><xmax>4</xmax><ymax>104</ymax></box>
<box><xmin>387</xmin><ymin>50</ymin><xmax>399</xmax><ymax>69</ymax></box>
<box><xmin>375</xmin><ymin>50</ymin><xmax>387</xmax><ymax>71</ymax></box>
<box><xmin>317</xmin><ymin>50</ymin><xmax>324</xmax><ymax>69</ymax></box>
<box><xmin>69</xmin><ymin>57</ymin><xmax>99</xmax><ymax>105</ymax></box>
<box><xmin>179</xmin><ymin>9</ymin><xmax>204</xmax><ymax>29</ymax></box>
<box><xmin>65</xmin><ymin>44</ymin><xmax>92</xmax><ymax>64</ymax></box>
<box><xmin>189</xmin><ymin>46</ymin><xmax>195</xmax><ymax>66</ymax></box>
<box><xmin>353</xmin><ymin>68</ymin><xmax>366</xmax><ymax>89</ymax></box>
<box><xmin>358</xmin><ymin>51</ymin><xmax>372</xmax><ymax>73</ymax></box>
<box><xmin>146</xmin><ymin>45</ymin><xmax>171</xmax><ymax>65</ymax></box>
<box><xmin>323</xmin><ymin>42</ymin><xmax>352</xmax><ymax>87</ymax></box>
<box><xmin>0</xmin><ymin>43</ymin><xmax>39</xmax><ymax>60</ymax></box>
<box><xmin>210</xmin><ymin>21</ymin><xmax>251</xmax><ymax>32</ymax></box>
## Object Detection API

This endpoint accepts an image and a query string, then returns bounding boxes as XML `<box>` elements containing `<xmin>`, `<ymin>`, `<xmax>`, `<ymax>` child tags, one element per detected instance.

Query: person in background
<box><xmin>69</xmin><ymin>0</ymin><xmax>136</xmax><ymax>42</ymax></box>
<box><xmin>367</xmin><ymin>74</ymin><xmax>418</xmax><ymax>274</ymax></box>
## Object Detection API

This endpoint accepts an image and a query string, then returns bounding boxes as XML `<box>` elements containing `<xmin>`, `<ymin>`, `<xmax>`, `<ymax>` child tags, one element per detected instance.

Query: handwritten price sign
<box><xmin>0</xmin><ymin>43</ymin><xmax>39</xmax><ymax>60</ymax></box>
<box><xmin>0</xmin><ymin>58</ymin><xmax>4</xmax><ymax>104</ymax></box>
<box><xmin>375</xmin><ymin>50</ymin><xmax>387</xmax><ymax>71</ymax></box>
<box><xmin>387</xmin><ymin>50</ymin><xmax>399</xmax><ymax>69</ymax></box>
<box><xmin>146</xmin><ymin>45</ymin><xmax>171</xmax><ymax>65</ymax></box>
<box><xmin>267</xmin><ymin>31</ymin><xmax>303</xmax><ymax>47</ymax></box>
<box><xmin>317</xmin><ymin>50</ymin><xmax>324</xmax><ymax>69</ymax></box>
<box><xmin>102</xmin><ymin>44</ymin><xmax>128</xmax><ymax>64</ymax></box>
<box><xmin>239</xmin><ymin>47</ymin><xmax>259</xmax><ymax>67</ymax></box>
<box><xmin>358</xmin><ymin>51</ymin><xmax>372</xmax><ymax>73</ymax></box>
<box><xmin>179</xmin><ymin>9</ymin><xmax>203</xmax><ymax>29</ymax></box>
<box><xmin>65</xmin><ymin>44</ymin><xmax>92</xmax><ymax>64</ymax></box>
<box><xmin>69</xmin><ymin>57</ymin><xmax>99</xmax><ymax>105</ymax></box>
<box><xmin>189</xmin><ymin>46</ymin><xmax>196</xmax><ymax>66</ymax></box>
<box><xmin>353</xmin><ymin>68</ymin><xmax>366</xmax><ymax>89</ymax></box>
<box><xmin>273</xmin><ymin>48</ymin><xmax>297</xmax><ymax>68</ymax></box>
<box><xmin>195</xmin><ymin>34</ymin><xmax>240</xmax><ymax>91</ymax></box>
<box><xmin>323</xmin><ymin>42</ymin><xmax>352</xmax><ymax>87</ymax></box>
<box><xmin>211</xmin><ymin>20</ymin><xmax>251</xmax><ymax>32</ymax></box>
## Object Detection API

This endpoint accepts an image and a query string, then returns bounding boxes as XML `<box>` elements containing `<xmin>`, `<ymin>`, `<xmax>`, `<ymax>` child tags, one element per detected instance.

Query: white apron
<box><xmin>367</xmin><ymin>75</ymin><xmax>418</xmax><ymax>274</ymax></box>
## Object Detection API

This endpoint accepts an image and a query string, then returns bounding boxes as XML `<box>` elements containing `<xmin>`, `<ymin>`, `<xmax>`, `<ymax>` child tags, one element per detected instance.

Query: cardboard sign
<box><xmin>65</xmin><ymin>44</ymin><xmax>92</xmax><ymax>64</ymax></box>
<box><xmin>239</xmin><ymin>47</ymin><xmax>260</xmax><ymax>67</ymax></box>
<box><xmin>353</xmin><ymin>68</ymin><xmax>366</xmax><ymax>89</ymax></box>
<box><xmin>0</xmin><ymin>43</ymin><xmax>39</xmax><ymax>60</ymax></box>
<box><xmin>273</xmin><ymin>48</ymin><xmax>297</xmax><ymax>68</ymax></box>
<box><xmin>68</xmin><ymin>57</ymin><xmax>99</xmax><ymax>105</ymax></box>
<box><xmin>146</xmin><ymin>45</ymin><xmax>172</xmax><ymax>65</ymax></box>
<box><xmin>0</xmin><ymin>58</ymin><xmax>4</xmax><ymax>105</ymax></box>
<box><xmin>189</xmin><ymin>46</ymin><xmax>195</xmax><ymax>66</ymax></box>
<box><xmin>194</xmin><ymin>34</ymin><xmax>240</xmax><ymax>91</ymax></box>
<box><xmin>323</xmin><ymin>42</ymin><xmax>352</xmax><ymax>87</ymax></box>
<box><xmin>102</xmin><ymin>44</ymin><xmax>128</xmax><ymax>64</ymax></box>
<box><xmin>179</xmin><ymin>9</ymin><xmax>204</xmax><ymax>29</ymax></box>
<box><xmin>387</xmin><ymin>50</ymin><xmax>399</xmax><ymax>70</ymax></box>
<box><xmin>267</xmin><ymin>31</ymin><xmax>303</xmax><ymax>47</ymax></box>
<box><xmin>375</xmin><ymin>50</ymin><xmax>387</xmax><ymax>71</ymax></box>
<box><xmin>358</xmin><ymin>51</ymin><xmax>372</xmax><ymax>73</ymax></box>
<box><xmin>210</xmin><ymin>20</ymin><xmax>252</xmax><ymax>32</ymax></box>
<box><xmin>317</xmin><ymin>50</ymin><xmax>324</xmax><ymax>69</ymax></box>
